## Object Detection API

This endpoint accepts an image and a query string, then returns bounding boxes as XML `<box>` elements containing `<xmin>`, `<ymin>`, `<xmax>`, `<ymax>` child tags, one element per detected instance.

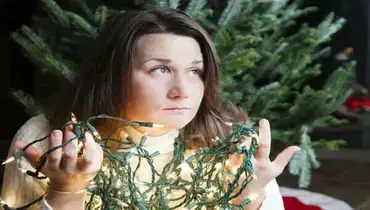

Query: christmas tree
<box><xmin>9</xmin><ymin>0</ymin><xmax>356</xmax><ymax>188</ymax></box>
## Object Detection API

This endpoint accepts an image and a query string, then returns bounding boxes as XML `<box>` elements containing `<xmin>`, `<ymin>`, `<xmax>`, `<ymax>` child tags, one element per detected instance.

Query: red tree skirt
<box><xmin>283</xmin><ymin>196</ymin><xmax>322</xmax><ymax>210</ymax></box>
<box><xmin>280</xmin><ymin>187</ymin><xmax>353</xmax><ymax>210</ymax></box>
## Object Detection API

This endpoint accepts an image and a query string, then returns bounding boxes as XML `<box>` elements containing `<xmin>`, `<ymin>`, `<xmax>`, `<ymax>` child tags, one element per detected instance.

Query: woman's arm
<box><xmin>43</xmin><ymin>188</ymin><xmax>86</xmax><ymax>210</ymax></box>
<box><xmin>1</xmin><ymin>114</ymin><xmax>51</xmax><ymax>209</ymax></box>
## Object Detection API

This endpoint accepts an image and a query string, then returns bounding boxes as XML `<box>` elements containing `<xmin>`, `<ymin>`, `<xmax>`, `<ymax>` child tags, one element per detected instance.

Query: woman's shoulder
<box><xmin>12</xmin><ymin>112</ymin><xmax>52</xmax><ymax>152</ymax></box>
<box><xmin>15</xmin><ymin>112</ymin><xmax>51</xmax><ymax>135</ymax></box>
<box><xmin>1</xmin><ymin>113</ymin><xmax>52</xmax><ymax>210</ymax></box>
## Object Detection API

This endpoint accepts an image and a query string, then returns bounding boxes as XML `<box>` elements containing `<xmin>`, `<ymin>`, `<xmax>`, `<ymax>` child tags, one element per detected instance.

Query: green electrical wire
<box><xmin>2</xmin><ymin>113</ymin><xmax>258</xmax><ymax>210</ymax></box>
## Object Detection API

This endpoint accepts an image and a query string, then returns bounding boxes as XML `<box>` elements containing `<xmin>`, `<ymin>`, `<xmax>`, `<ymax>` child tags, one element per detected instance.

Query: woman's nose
<box><xmin>167</xmin><ymin>76</ymin><xmax>189</xmax><ymax>99</ymax></box>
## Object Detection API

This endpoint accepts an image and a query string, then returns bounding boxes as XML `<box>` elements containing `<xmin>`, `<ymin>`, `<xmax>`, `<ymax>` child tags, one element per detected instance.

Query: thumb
<box><xmin>272</xmin><ymin>146</ymin><xmax>300</xmax><ymax>175</ymax></box>
<box><xmin>13</xmin><ymin>140</ymin><xmax>41</xmax><ymax>168</ymax></box>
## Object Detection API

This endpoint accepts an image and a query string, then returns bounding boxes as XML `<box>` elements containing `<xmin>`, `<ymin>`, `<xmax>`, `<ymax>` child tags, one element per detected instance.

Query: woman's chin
<box><xmin>159</xmin><ymin>119</ymin><xmax>191</xmax><ymax>130</ymax></box>
<box><xmin>132</xmin><ymin>114</ymin><xmax>194</xmax><ymax>130</ymax></box>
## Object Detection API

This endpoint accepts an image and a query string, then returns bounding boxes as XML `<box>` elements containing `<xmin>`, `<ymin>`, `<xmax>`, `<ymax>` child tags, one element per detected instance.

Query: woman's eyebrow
<box><xmin>143</xmin><ymin>58</ymin><xmax>172</xmax><ymax>64</ymax></box>
<box><xmin>192</xmin><ymin>60</ymin><xmax>203</xmax><ymax>65</ymax></box>
<box><xmin>142</xmin><ymin>58</ymin><xmax>203</xmax><ymax>65</ymax></box>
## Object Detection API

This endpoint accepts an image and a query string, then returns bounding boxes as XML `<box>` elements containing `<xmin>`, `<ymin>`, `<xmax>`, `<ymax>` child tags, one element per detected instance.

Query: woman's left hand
<box><xmin>227</xmin><ymin>119</ymin><xmax>301</xmax><ymax>209</ymax></box>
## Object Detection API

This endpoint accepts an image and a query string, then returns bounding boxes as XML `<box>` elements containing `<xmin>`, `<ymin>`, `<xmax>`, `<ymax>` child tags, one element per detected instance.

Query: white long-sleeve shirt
<box><xmin>1</xmin><ymin>113</ymin><xmax>285</xmax><ymax>209</ymax></box>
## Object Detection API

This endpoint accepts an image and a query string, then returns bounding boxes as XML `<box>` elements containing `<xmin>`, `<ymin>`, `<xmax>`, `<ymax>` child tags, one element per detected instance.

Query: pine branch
<box><xmin>41</xmin><ymin>0</ymin><xmax>70</xmax><ymax>28</ymax></box>
<box><xmin>19</xmin><ymin>25</ymin><xmax>52</xmax><ymax>55</ymax></box>
<box><xmin>195</xmin><ymin>9</ymin><xmax>217</xmax><ymax>31</ymax></box>
<box><xmin>74</xmin><ymin>0</ymin><xmax>95</xmax><ymax>21</ymax></box>
<box><xmin>323</xmin><ymin>62</ymin><xmax>356</xmax><ymax>102</ymax></box>
<box><xmin>9</xmin><ymin>90</ymin><xmax>43</xmax><ymax>116</ymax></box>
<box><xmin>154</xmin><ymin>0</ymin><xmax>180</xmax><ymax>8</ymax></box>
<box><xmin>11</xmin><ymin>26</ymin><xmax>76</xmax><ymax>83</ymax></box>
<box><xmin>289</xmin><ymin>125</ymin><xmax>320</xmax><ymax>188</ymax></box>
<box><xmin>269</xmin><ymin>0</ymin><xmax>288</xmax><ymax>13</ymax></box>
<box><xmin>185</xmin><ymin>0</ymin><xmax>207</xmax><ymax>17</ymax></box>
<box><xmin>214</xmin><ymin>29</ymin><xmax>232</xmax><ymax>50</ymax></box>
<box><xmin>243</xmin><ymin>82</ymin><xmax>280</xmax><ymax>110</ymax></box>
<box><xmin>168</xmin><ymin>0</ymin><xmax>180</xmax><ymax>9</ymax></box>
<box><xmin>315</xmin><ymin>13</ymin><xmax>346</xmax><ymax>44</ymax></box>
<box><xmin>10</xmin><ymin>32</ymin><xmax>47</xmax><ymax>65</ymax></box>
<box><xmin>65</xmin><ymin>11</ymin><xmax>98</xmax><ymax>38</ymax></box>
<box><xmin>45</xmin><ymin>56</ymin><xmax>76</xmax><ymax>82</ymax></box>
<box><xmin>217</xmin><ymin>0</ymin><xmax>242</xmax><ymax>28</ymax></box>
<box><xmin>95</xmin><ymin>5</ymin><xmax>109</xmax><ymax>26</ymax></box>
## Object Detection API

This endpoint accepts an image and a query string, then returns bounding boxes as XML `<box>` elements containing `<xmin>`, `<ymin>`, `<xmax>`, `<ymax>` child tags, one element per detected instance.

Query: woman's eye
<box><xmin>190</xmin><ymin>69</ymin><xmax>203</xmax><ymax>75</ymax></box>
<box><xmin>151</xmin><ymin>67</ymin><xmax>169</xmax><ymax>74</ymax></box>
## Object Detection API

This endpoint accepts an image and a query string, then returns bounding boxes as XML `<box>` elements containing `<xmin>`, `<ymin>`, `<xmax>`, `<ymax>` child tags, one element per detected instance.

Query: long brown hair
<box><xmin>44</xmin><ymin>6</ymin><xmax>247</xmax><ymax>149</ymax></box>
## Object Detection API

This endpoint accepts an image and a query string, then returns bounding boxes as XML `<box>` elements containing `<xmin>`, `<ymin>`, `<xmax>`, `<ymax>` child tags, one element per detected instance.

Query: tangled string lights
<box><xmin>2</xmin><ymin>113</ymin><xmax>259</xmax><ymax>210</ymax></box>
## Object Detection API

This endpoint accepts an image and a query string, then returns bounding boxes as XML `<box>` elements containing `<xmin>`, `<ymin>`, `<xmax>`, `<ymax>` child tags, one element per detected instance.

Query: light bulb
<box><xmin>2</xmin><ymin>157</ymin><xmax>15</xmax><ymax>165</ymax></box>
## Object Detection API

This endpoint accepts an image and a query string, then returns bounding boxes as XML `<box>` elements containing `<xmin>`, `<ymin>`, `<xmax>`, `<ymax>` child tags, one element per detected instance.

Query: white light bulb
<box><xmin>2</xmin><ymin>157</ymin><xmax>15</xmax><ymax>165</ymax></box>
<box><xmin>179</xmin><ymin>162</ymin><xmax>193</xmax><ymax>176</ymax></box>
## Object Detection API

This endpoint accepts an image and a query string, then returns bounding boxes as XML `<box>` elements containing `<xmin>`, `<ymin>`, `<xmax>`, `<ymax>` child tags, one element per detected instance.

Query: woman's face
<box><xmin>124</xmin><ymin>33</ymin><xmax>205</xmax><ymax>135</ymax></box>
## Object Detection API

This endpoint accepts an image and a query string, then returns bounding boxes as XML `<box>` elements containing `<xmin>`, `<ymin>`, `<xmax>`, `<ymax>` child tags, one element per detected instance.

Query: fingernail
<box><xmin>259</xmin><ymin>119</ymin><xmax>268</xmax><ymax>126</ymax></box>
<box><xmin>294</xmin><ymin>146</ymin><xmax>301</xmax><ymax>152</ymax></box>
<box><xmin>13</xmin><ymin>141</ymin><xmax>26</xmax><ymax>149</ymax></box>
<box><xmin>52</xmin><ymin>131</ymin><xmax>61</xmax><ymax>139</ymax></box>
<box><xmin>259</xmin><ymin>120</ymin><xmax>264</xmax><ymax>126</ymax></box>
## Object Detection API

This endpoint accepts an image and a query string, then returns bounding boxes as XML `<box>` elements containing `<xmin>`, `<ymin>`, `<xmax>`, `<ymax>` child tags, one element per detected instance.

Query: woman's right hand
<box><xmin>13</xmin><ymin>124</ymin><xmax>104</xmax><ymax>193</ymax></box>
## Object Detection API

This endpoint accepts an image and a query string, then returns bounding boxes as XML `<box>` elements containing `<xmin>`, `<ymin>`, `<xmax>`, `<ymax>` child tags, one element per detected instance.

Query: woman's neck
<box><xmin>122</xmin><ymin>126</ymin><xmax>176</xmax><ymax>141</ymax></box>
<box><xmin>120</xmin><ymin>126</ymin><xmax>180</xmax><ymax>154</ymax></box>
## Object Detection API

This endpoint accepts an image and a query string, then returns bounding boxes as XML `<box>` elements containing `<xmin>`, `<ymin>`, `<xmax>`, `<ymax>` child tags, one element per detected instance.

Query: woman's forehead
<box><xmin>134</xmin><ymin>33</ymin><xmax>203</xmax><ymax>61</ymax></box>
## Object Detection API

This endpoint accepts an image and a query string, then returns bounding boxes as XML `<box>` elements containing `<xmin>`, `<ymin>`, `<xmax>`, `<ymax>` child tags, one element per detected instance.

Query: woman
<box><xmin>1</xmin><ymin>6</ymin><xmax>300</xmax><ymax>210</ymax></box>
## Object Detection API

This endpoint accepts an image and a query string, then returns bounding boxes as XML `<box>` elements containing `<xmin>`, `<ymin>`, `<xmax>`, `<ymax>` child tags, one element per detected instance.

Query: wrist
<box><xmin>246</xmin><ymin>190</ymin><xmax>265</xmax><ymax>210</ymax></box>
<box><xmin>48</xmin><ymin>181</ymin><xmax>88</xmax><ymax>193</ymax></box>
<box><xmin>45</xmin><ymin>186</ymin><xmax>86</xmax><ymax>210</ymax></box>
<box><xmin>232</xmin><ymin>188</ymin><xmax>265</xmax><ymax>210</ymax></box>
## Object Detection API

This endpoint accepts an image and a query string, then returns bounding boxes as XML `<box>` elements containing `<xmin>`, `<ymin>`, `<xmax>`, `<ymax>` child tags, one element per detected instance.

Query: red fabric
<box><xmin>344</xmin><ymin>96</ymin><xmax>370</xmax><ymax>110</ymax></box>
<box><xmin>283</xmin><ymin>196</ymin><xmax>322</xmax><ymax>210</ymax></box>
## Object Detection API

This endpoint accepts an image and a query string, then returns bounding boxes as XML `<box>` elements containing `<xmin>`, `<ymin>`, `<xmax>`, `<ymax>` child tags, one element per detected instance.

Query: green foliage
<box><xmin>10</xmin><ymin>0</ymin><xmax>356</xmax><ymax>188</ymax></box>
<box><xmin>156</xmin><ymin>0</ymin><xmax>180</xmax><ymax>8</ymax></box>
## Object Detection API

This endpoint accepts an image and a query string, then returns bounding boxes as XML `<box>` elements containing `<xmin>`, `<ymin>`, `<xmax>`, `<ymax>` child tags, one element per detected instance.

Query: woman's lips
<box><xmin>162</xmin><ymin>107</ymin><xmax>190</xmax><ymax>110</ymax></box>
<box><xmin>161</xmin><ymin>107</ymin><xmax>190</xmax><ymax>113</ymax></box>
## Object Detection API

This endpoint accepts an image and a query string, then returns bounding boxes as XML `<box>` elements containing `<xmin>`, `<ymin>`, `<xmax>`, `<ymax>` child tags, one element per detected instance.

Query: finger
<box><xmin>13</xmin><ymin>141</ymin><xmax>41</xmax><ymax>168</ymax></box>
<box><xmin>61</xmin><ymin>125</ymin><xmax>78</xmax><ymax>173</ymax></box>
<box><xmin>255</xmin><ymin>119</ymin><xmax>271</xmax><ymax>160</ymax></box>
<box><xmin>78</xmin><ymin>132</ymin><xmax>95</xmax><ymax>170</ymax></box>
<box><xmin>272</xmin><ymin>146</ymin><xmax>301</xmax><ymax>176</ymax></box>
<box><xmin>46</xmin><ymin>130</ymin><xmax>63</xmax><ymax>170</ymax></box>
